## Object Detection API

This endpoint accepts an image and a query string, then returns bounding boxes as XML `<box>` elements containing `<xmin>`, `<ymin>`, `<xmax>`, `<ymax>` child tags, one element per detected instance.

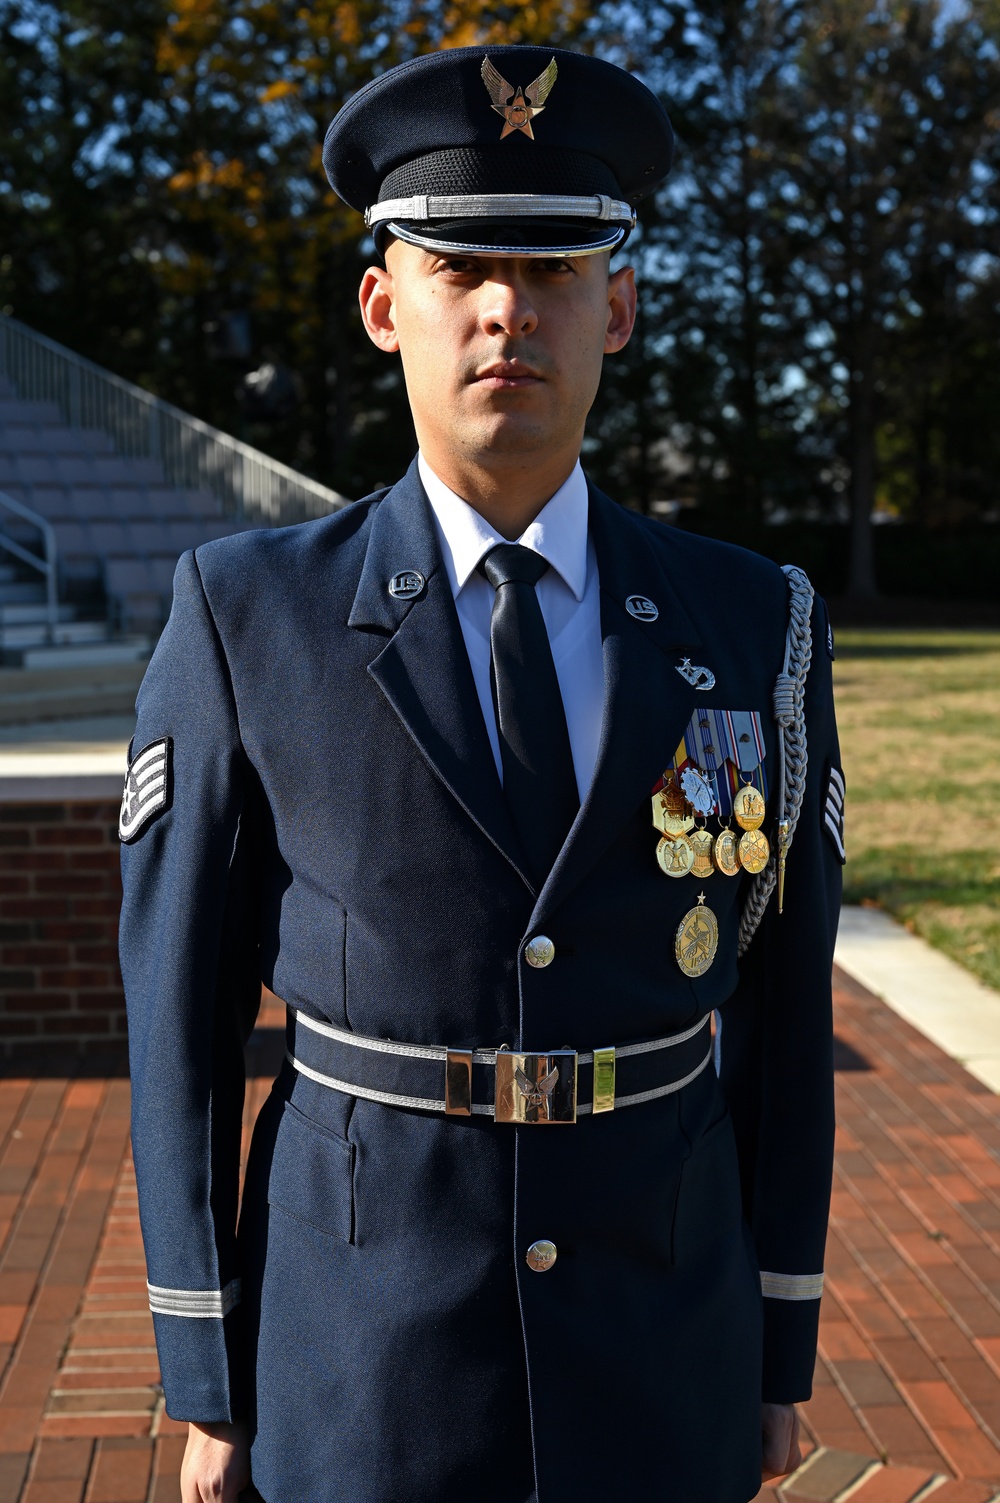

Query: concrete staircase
<box><xmin>0</xmin><ymin>318</ymin><xmax>348</xmax><ymax>724</ymax></box>
<box><xmin>0</xmin><ymin>555</ymin><xmax>149</xmax><ymax>669</ymax></box>
<box><xmin>0</xmin><ymin>375</ymin><xmax>261</xmax><ymax>642</ymax></box>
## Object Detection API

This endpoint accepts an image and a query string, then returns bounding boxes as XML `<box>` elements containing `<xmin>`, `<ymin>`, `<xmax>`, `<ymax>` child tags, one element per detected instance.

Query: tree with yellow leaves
<box><xmin>0</xmin><ymin>0</ymin><xmax>590</xmax><ymax>492</ymax></box>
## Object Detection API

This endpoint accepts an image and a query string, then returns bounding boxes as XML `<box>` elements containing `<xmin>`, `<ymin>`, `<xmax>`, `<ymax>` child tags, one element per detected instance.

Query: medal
<box><xmin>713</xmin><ymin>824</ymin><xmax>740</xmax><ymax>877</ymax></box>
<box><xmin>675</xmin><ymin>892</ymin><xmax>719</xmax><ymax>977</ymax></box>
<box><xmin>679</xmin><ymin>765</ymin><xmax>716</xmax><ymax>817</ymax></box>
<box><xmin>733</xmin><ymin>781</ymin><xmax>766</xmax><ymax>831</ymax></box>
<box><xmin>656</xmin><ymin>834</ymin><xmax>695</xmax><ymax>878</ymax></box>
<box><xmin>689</xmin><ymin>824</ymin><xmax>715</xmax><ymax>880</ymax></box>
<box><xmin>738</xmin><ymin>827</ymin><xmax>770</xmax><ymax>874</ymax></box>
<box><xmin>652</xmin><ymin>775</ymin><xmax>694</xmax><ymax>837</ymax></box>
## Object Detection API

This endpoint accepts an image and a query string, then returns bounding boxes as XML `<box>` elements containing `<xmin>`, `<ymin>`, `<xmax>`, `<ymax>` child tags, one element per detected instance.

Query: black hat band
<box><xmin>365</xmin><ymin>193</ymin><xmax>636</xmax><ymax>230</ymax></box>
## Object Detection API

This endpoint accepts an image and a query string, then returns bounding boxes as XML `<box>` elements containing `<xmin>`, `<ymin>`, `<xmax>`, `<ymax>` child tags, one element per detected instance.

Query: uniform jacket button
<box><xmin>524</xmin><ymin>935</ymin><xmax>555</xmax><ymax>968</ymax></box>
<box><xmin>525</xmin><ymin>1240</ymin><xmax>558</xmax><ymax>1273</ymax></box>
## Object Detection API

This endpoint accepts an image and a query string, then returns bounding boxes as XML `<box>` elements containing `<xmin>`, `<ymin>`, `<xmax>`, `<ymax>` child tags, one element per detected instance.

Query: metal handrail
<box><xmin>0</xmin><ymin>316</ymin><xmax>348</xmax><ymax>526</ymax></box>
<box><xmin>0</xmin><ymin>489</ymin><xmax>58</xmax><ymax>643</ymax></box>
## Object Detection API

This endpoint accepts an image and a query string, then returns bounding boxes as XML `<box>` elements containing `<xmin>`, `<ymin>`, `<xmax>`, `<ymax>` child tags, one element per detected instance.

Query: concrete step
<box><xmin>20</xmin><ymin>638</ymin><xmax>150</xmax><ymax>670</ymax></box>
<box><xmin>0</xmin><ymin>620</ymin><xmax>110</xmax><ymax>651</ymax></box>
<box><xmin>0</xmin><ymin>398</ymin><xmax>63</xmax><ymax>425</ymax></box>
<box><xmin>0</xmin><ymin>421</ymin><xmax>114</xmax><ymax>455</ymax></box>
<box><xmin>0</xmin><ymin>602</ymin><xmax>77</xmax><ymax>625</ymax></box>
<box><xmin>0</xmin><ymin>657</ymin><xmax>148</xmax><ymax>725</ymax></box>
<box><xmin>0</xmin><ymin>580</ymin><xmax>46</xmax><ymax>605</ymax></box>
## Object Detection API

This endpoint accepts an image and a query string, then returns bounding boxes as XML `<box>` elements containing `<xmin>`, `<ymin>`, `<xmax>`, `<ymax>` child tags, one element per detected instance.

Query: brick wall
<box><xmin>0</xmin><ymin>800</ymin><xmax>125</xmax><ymax>1060</ymax></box>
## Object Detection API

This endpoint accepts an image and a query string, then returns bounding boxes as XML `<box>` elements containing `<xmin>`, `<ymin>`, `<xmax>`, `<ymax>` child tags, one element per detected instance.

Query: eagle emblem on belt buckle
<box><xmin>515</xmin><ymin>1063</ymin><xmax>559</xmax><ymax>1114</ymax></box>
<box><xmin>481</xmin><ymin>56</ymin><xmax>558</xmax><ymax>140</ymax></box>
<box><xmin>495</xmin><ymin>1050</ymin><xmax>577</xmax><ymax>1123</ymax></box>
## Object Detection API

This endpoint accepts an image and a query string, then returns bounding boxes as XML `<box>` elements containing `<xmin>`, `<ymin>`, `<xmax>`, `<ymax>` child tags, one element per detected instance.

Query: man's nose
<box><xmin>478</xmin><ymin>278</ymin><xmax>538</xmax><ymax>337</ymax></box>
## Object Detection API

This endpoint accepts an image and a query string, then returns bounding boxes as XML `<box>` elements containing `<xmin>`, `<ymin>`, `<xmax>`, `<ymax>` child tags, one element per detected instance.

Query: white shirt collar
<box><xmin>418</xmin><ymin>452</ymin><xmax>590</xmax><ymax>603</ymax></box>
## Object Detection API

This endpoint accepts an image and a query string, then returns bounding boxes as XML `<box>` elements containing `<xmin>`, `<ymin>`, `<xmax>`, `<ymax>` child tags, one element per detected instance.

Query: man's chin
<box><xmin>459</xmin><ymin>415</ymin><xmax>559</xmax><ymax>459</ymax></box>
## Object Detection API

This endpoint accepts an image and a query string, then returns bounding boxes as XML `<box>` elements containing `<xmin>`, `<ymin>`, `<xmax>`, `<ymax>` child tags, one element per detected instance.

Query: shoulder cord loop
<box><xmin>737</xmin><ymin>565</ymin><xmax>815</xmax><ymax>956</ymax></box>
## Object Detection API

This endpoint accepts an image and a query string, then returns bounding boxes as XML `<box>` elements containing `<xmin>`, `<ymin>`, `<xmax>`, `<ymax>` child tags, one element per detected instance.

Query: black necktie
<box><xmin>479</xmin><ymin>543</ymin><xmax>579</xmax><ymax>886</ymax></box>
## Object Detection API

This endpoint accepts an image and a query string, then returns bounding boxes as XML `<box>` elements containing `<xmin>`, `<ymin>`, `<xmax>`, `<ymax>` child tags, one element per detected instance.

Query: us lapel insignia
<box><xmin>676</xmin><ymin>657</ymin><xmax>716</xmax><ymax>691</ymax></box>
<box><xmin>388</xmin><ymin>570</ymin><xmax>425</xmax><ymax>600</ymax></box>
<box><xmin>481</xmin><ymin>55</ymin><xmax>558</xmax><ymax>140</ymax></box>
<box><xmin>119</xmin><ymin>737</ymin><xmax>172</xmax><ymax>843</ymax></box>
<box><xmin>625</xmin><ymin>594</ymin><xmax>659</xmax><ymax>622</ymax></box>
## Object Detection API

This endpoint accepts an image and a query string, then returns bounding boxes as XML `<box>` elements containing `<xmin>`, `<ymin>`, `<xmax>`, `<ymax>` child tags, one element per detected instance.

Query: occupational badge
<box><xmin>675</xmin><ymin>893</ymin><xmax>719</xmax><ymax>977</ymax></box>
<box><xmin>481</xmin><ymin>56</ymin><xmax>558</xmax><ymax>141</ymax></box>
<box><xmin>675</xmin><ymin>657</ymin><xmax>716</xmax><ymax>691</ymax></box>
<box><xmin>119</xmin><ymin>737</ymin><xmax>172</xmax><ymax>843</ymax></box>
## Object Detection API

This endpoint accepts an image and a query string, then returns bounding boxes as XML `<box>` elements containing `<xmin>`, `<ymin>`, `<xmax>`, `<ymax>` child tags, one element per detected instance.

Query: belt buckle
<box><xmin>495</xmin><ymin>1050</ymin><xmax>577</xmax><ymax>1124</ymax></box>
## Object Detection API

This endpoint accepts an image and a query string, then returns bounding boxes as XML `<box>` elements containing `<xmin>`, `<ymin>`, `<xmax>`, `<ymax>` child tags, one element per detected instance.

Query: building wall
<box><xmin>0</xmin><ymin>799</ymin><xmax>125</xmax><ymax>1059</ymax></box>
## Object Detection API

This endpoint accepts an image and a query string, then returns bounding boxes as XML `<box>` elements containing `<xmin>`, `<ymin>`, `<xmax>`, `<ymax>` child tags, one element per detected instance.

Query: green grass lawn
<box><xmin>833</xmin><ymin>629</ymin><xmax>1000</xmax><ymax>991</ymax></box>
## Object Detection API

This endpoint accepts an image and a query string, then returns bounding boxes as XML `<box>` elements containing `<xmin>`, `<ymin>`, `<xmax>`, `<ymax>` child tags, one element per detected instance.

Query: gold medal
<box><xmin>675</xmin><ymin>892</ymin><xmax>719</xmax><ymax>977</ymax></box>
<box><xmin>738</xmin><ymin>827</ymin><xmax>770</xmax><ymax>874</ymax></box>
<box><xmin>652</xmin><ymin>776</ymin><xmax>695</xmax><ymax>837</ymax></box>
<box><xmin>713</xmin><ymin>825</ymin><xmax>740</xmax><ymax>877</ymax></box>
<box><xmin>656</xmin><ymin>834</ymin><xmax>695</xmax><ymax>878</ymax></box>
<box><xmin>733</xmin><ymin>782</ymin><xmax>766</xmax><ymax>831</ymax></box>
<box><xmin>689</xmin><ymin>825</ymin><xmax>715</xmax><ymax>880</ymax></box>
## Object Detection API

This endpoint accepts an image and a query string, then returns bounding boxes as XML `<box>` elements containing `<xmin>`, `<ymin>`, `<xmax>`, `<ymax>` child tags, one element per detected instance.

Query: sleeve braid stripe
<box><xmin>147</xmin><ymin>1278</ymin><xmax>242</xmax><ymax>1319</ymax></box>
<box><xmin>759</xmin><ymin>1270</ymin><xmax>825</xmax><ymax>1302</ymax></box>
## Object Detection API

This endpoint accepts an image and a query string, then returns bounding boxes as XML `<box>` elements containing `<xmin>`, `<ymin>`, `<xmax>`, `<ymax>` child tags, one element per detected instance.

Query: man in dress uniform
<box><xmin>119</xmin><ymin>44</ymin><xmax>845</xmax><ymax>1503</ymax></box>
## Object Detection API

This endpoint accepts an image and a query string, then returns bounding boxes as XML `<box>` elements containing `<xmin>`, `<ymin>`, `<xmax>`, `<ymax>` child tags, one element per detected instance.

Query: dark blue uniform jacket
<box><xmin>119</xmin><ymin>461</ymin><xmax>843</xmax><ymax>1503</ymax></box>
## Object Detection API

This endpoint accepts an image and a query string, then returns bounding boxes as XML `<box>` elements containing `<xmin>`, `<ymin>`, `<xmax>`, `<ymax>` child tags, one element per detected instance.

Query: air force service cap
<box><xmin>323</xmin><ymin>45</ymin><xmax>674</xmax><ymax>257</ymax></box>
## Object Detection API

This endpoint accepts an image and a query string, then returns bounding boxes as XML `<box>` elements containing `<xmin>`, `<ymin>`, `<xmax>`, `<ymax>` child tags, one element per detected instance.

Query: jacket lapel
<box><xmin>533</xmin><ymin>485</ymin><xmax>704</xmax><ymax>922</ymax></box>
<box><xmin>349</xmin><ymin>461</ymin><xmax>534</xmax><ymax>893</ymax></box>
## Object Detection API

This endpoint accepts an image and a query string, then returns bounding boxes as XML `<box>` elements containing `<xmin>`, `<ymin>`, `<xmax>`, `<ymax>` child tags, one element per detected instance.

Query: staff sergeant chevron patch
<box><xmin>823</xmin><ymin>762</ymin><xmax>846</xmax><ymax>863</ymax></box>
<box><xmin>119</xmin><ymin>738</ymin><xmax>172</xmax><ymax>843</ymax></box>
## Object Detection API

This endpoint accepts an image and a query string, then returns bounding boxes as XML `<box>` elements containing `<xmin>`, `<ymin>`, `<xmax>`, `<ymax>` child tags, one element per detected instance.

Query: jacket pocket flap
<box><xmin>268</xmin><ymin>1100</ymin><xmax>354</xmax><ymax>1243</ymax></box>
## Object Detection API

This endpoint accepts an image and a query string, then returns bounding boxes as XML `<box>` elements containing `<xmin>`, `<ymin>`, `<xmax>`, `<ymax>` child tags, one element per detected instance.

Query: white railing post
<box><xmin>41</xmin><ymin>518</ymin><xmax>58</xmax><ymax>643</ymax></box>
<box><xmin>68</xmin><ymin>361</ymin><xmax>81</xmax><ymax>428</ymax></box>
<box><xmin>0</xmin><ymin>490</ymin><xmax>61</xmax><ymax>642</ymax></box>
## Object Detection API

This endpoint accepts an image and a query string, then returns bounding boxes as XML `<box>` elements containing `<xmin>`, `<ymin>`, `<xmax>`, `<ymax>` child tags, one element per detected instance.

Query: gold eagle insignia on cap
<box><xmin>481</xmin><ymin>55</ymin><xmax>558</xmax><ymax>140</ymax></box>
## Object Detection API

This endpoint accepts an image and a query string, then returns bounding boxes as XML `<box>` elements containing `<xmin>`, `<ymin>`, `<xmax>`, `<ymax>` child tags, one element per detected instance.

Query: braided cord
<box><xmin>737</xmin><ymin>565</ymin><xmax>815</xmax><ymax>956</ymax></box>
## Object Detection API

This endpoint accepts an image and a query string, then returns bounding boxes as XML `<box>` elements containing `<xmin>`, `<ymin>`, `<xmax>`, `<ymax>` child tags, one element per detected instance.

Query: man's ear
<box><xmin>359</xmin><ymin>264</ymin><xmax>399</xmax><ymax>353</ymax></box>
<box><xmin>604</xmin><ymin>265</ymin><xmax>637</xmax><ymax>355</ymax></box>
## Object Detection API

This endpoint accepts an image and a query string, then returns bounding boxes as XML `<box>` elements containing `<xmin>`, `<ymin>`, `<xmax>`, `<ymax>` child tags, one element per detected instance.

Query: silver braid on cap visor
<box><xmin>365</xmin><ymin>192</ymin><xmax>637</xmax><ymax>228</ymax></box>
<box><xmin>382</xmin><ymin>223</ymin><xmax>629</xmax><ymax>257</ymax></box>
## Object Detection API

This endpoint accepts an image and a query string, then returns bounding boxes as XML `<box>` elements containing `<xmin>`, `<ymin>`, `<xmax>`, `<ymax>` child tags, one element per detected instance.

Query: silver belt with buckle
<box><xmin>285</xmin><ymin>1007</ymin><xmax>713</xmax><ymax>1124</ymax></box>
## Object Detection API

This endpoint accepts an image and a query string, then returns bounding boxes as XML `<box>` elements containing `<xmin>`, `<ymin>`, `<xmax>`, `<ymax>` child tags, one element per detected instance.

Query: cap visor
<box><xmin>383</xmin><ymin>218</ymin><xmax>628</xmax><ymax>257</ymax></box>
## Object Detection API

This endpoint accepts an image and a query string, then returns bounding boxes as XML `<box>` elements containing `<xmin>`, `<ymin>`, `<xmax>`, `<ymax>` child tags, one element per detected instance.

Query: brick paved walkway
<box><xmin>4</xmin><ymin>973</ymin><xmax>1000</xmax><ymax>1503</ymax></box>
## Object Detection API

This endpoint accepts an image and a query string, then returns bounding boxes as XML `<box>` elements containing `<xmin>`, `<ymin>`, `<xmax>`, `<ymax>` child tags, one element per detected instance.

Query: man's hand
<box><xmin>761</xmin><ymin>1402</ymin><xmax>802</xmax><ymax>1480</ymax></box>
<box><xmin>181</xmin><ymin>1420</ymin><xmax>252</xmax><ymax>1502</ymax></box>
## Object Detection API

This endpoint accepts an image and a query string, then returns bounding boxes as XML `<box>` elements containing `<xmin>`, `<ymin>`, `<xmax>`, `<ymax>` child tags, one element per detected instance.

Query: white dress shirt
<box><xmin>419</xmin><ymin>453</ymin><xmax>605</xmax><ymax>802</ymax></box>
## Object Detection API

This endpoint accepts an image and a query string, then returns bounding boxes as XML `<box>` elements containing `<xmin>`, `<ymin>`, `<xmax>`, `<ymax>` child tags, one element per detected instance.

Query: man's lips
<box><xmin>472</xmin><ymin>362</ymin><xmax>544</xmax><ymax>389</ymax></box>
